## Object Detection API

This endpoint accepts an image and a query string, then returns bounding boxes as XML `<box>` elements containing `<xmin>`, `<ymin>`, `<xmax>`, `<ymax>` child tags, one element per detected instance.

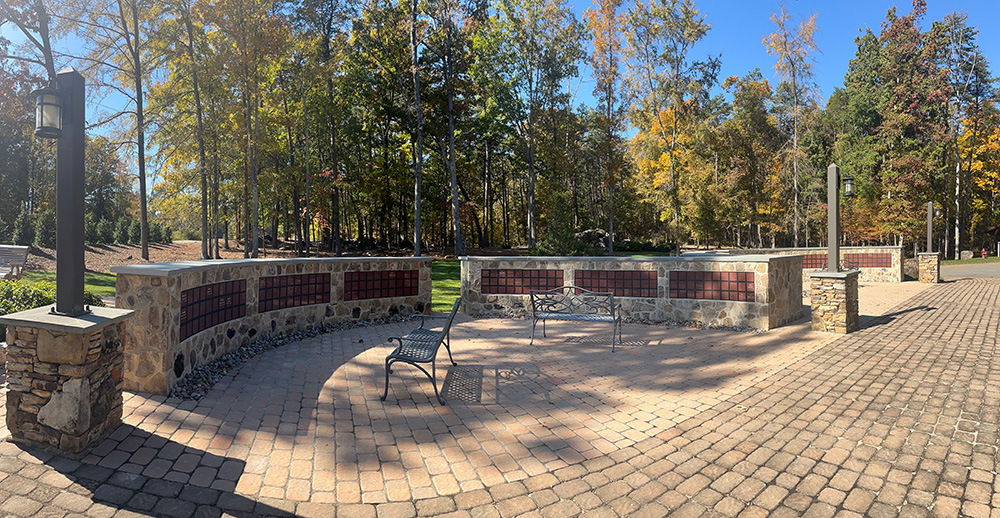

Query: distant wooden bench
<box><xmin>381</xmin><ymin>298</ymin><xmax>460</xmax><ymax>405</ymax></box>
<box><xmin>0</xmin><ymin>245</ymin><xmax>29</xmax><ymax>280</ymax></box>
<box><xmin>530</xmin><ymin>286</ymin><xmax>622</xmax><ymax>352</ymax></box>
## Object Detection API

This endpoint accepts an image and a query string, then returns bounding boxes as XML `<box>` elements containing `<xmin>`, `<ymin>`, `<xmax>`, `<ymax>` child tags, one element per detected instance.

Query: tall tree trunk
<box><xmin>525</xmin><ymin>137</ymin><xmax>537</xmax><ymax>248</ymax></box>
<box><xmin>213</xmin><ymin>155</ymin><xmax>220</xmax><ymax>258</ymax></box>
<box><xmin>293</xmin><ymin>184</ymin><xmax>302</xmax><ymax>249</ymax></box>
<box><xmin>301</xmin><ymin>78</ymin><xmax>311</xmax><ymax>257</ymax></box>
<box><xmin>251</xmin><ymin>89</ymin><xmax>260</xmax><ymax>258</ymax></box>
<box><xmin>409</xmin><ymin>0</ymin><xmax>425</xmax><ymax>257</ymax></box>
<box><xmin>327</xmin><ymin>85</ymin><xmax>342</xmax><ymax>256</ymax></box>
<box><xmin>121</xmin><ymin>0</ymin><xmax>149</xmax><ymax>260</ymax></box>
<box><xmin>444</xmin><ymin>26</ymin><xmax>466</xmax><ymax>256</ymax></box>
<box><xmin>183</xmin><ymin>10</ymin><xmax>209</xmax><ymax>259</ymax></box>
<box><xmin>484</xmin><ymin>140</ymin><xmax>492</xmax><ymax>247</ymax></box>
<box><xmin>502</xmin><ymin>160</ymin><xmax>510</xmax><ymax>247</ymax></box>
<box><xmin>954</xmin><ymin>128</ymin><xmax>962</xmax><ymax>260</ymax></box>
<box><xmin>791</xmin><ymin>70</ymin><xmax>800</xmax><ymax>248</ymax></box>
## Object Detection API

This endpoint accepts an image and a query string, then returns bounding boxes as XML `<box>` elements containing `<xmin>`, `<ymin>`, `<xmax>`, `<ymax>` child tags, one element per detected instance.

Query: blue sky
<box><xmin>6</xmin><ymin>0</ymin><xmax>998</xmax><ymax>117</ymax></box>
<box><xmin>567</xmin><ymin>0</ymin><xmax>1000</xmax><ymax>108</ymax></box>
<box><xmin>5</xmin><ymin>0</ymin><xmax>998</xmax><ymax>174</ymax></box>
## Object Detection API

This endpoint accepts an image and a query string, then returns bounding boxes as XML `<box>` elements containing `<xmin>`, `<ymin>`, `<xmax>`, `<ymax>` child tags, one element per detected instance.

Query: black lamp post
<box><xmin>926</xmin><ymin>203</ymin><xmax>942</xmax><ymax>253</ymax></box>
<box><xmin>32</xmin><ymin>68</ymin><xmax>88</xmax><ymax>316</ymax></box>
<box><xmin>827</xmin><ymin>164</ymin><xmax>852</xmax><ymax>273</ymax></box>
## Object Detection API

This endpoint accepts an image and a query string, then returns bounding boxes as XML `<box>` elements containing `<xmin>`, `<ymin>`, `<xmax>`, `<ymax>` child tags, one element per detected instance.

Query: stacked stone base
<box><xmin>2</xmin><ymin>307</ymin><xmax>132</xmax><ymax>457</ymax></box>
<box><xmin>809</xmin><ymin>271</ymin><xmax>860</xmax><ymax>334</ymax></box>
<box><xmin>918</xmin><ymin>252</ymin><xmax>940</xmax><ymax>283</ymax></box>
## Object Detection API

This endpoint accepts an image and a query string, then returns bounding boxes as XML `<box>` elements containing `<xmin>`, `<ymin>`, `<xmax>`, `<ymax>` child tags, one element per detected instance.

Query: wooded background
<box><xmin>0</xmin><ymin>0</ymin><xmax>995</xmax><ymax>259</ymax></box>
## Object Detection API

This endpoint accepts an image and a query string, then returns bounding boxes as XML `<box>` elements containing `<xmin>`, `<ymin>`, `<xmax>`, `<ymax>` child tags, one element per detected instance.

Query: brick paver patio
<box><xmin>3</xmin><ymin>279</ymin><xmax>996</xmax><ymax>517</ymax></box>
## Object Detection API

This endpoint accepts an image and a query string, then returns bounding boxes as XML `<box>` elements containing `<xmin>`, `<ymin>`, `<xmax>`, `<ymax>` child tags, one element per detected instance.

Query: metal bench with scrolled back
<box><xmin>530</xmin><ymin>285</ymin><xmax>622</xmax><ymax>352</ymax></box>
<box><xmin>381</xmin><ymin>298</ymin><xmax>461</xmax><ymax>405</ymax></box>
<box><xmin>0</xmin><ymin>245</ymin><xmax>29</xmax><ymax>280</ymax></box>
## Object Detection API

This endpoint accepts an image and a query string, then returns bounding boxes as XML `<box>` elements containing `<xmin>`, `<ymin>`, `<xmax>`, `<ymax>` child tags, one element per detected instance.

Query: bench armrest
<box><xmin>416</xmin><ymin>314</ymin><xmax>448</xmax><ymax>329</ymax></box>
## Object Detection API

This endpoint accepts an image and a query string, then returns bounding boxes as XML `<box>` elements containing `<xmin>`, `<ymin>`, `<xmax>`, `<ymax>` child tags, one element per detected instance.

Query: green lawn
<box><xmin>941</xmin><ymin>256</ymin><xmax>1000</xmax><ymax>265</ymax></box>
<box><xmin>432</xmin><ymin>260</ymin><xmax>461</xmax><ymax>312</ymax></box>
<box><xmin>20</xmin><ymin>270</ymin><xmax>118</xmax><ymax>298</ymax></box>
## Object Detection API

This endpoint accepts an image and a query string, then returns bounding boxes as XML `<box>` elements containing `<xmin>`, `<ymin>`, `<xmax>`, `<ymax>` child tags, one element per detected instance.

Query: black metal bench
<box><xmin>530</xmin><ymin>286</ymin><xmax>622</xmax><ymax>352</ymax></box>
<box><xmin>381</xmin><ymin>298</ymin><xmax>460</xmax><ymax>405</ymax></box>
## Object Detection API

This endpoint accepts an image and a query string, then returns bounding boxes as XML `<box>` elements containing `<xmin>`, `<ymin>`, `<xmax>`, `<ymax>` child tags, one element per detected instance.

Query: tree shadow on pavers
<box><xmin>99</xmin><ymin>315</ymin><xmax>820</xmax><ymax>505</ymax></box>
<box><xmin>441</xmin><ymin>362</ymin><xmax>557</xmax><ymax>407</ymax></box>
<box><xmin>561</xmin><ymin>336</ymin><xmax>651</xmax><ymax>349</ymax></box>
<box><xmin>0</xmin><ymin>424</ymin><xmax>310</xmax><ymax>518</ymax></box>
<box><xmin>857</xmin><ymin>305</ymin><xmax>936</xmax><ymax>331</ymax></box>
<box><xmin>478</xmin><ymin>319</ymin><xmax>823</xmax><ymax>397</ymax></box>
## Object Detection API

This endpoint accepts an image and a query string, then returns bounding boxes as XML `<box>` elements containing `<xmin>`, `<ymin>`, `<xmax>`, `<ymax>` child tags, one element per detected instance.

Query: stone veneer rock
<box><xmin>727</xmin><ymin>246</ymin><xmax>904</xmax><ymax>284</ymax></box>
<box><xmin>808</xmin><ymin>271</ymin><xmax>860</xmax><ymax>334</ymax></box>
<box><xmin>918</xmin><ymin>252</ymin><xmax>940</xmax><ymax>283</ymax></box>
<box><xmin>0</xmin><ymin>306</ymin><xmax>133</xmax><ymax>456</ymax></box>
<box><xmin>111</xmin><ymin>257</ymin><xmax>432</xmax><ymax>395</ymax></box>
<box><xmin>461</xmin><ymin>255</ymin><xmax>803</xmax><ymax>330</ymax></box>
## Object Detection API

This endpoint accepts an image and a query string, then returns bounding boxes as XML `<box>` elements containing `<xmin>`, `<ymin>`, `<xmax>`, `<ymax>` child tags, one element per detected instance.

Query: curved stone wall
<box><xmin>461</xmin><ymin>255</ymin><xmax>803</xmax><ymax>330</ymax></box>
<box><xmin>111</xmin><ymin>257</ymin><xmax>432</xmax><ymax>394</ymax></box>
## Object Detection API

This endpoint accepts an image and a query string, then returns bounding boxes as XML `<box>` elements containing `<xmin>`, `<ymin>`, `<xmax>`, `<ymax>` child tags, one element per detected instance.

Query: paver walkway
<box><xmin>2</xmin><ymin>279</ymin><xmax>995</xmax><ymax>517</ymax></box>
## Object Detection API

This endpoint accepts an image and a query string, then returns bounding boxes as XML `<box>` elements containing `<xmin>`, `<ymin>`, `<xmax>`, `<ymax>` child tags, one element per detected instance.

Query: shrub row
<box><xmin>0</xmin><ymin>280</ymin><xmax>106</xmax><ymax>338</ymax></box>
<box><xmin>5</xmin><ymin>208</ymin><xmax>172</xmax><ymax>248</ymax></box>
<box><xmin>84</xmin><ymin>215</ymin><xmax>173</xmax><ymax>246</ymax></box>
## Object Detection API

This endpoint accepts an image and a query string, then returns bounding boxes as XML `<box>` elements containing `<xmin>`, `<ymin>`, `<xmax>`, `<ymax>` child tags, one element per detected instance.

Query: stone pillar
<box><xmin>808</xmin><ymin>271</ymin><xmax>860</xmax><ymax>334</ymax></box>
<box><xmin>918</xmin><ymin>252</ymin><xmax>940</xmax><ymax>283</ymax></box>
<box><xmin>0</xmin><ymin>306</ymin><xmax>133</xmax><ymax>457</ymax></box>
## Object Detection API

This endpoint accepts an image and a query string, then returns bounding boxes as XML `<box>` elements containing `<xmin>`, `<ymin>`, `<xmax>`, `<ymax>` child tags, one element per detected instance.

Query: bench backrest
<box><xmin>437</xmin><ymin>298</ymin><xmax>461</xmax><ymax>338</ymax></box>
<box><xmin>0</xmin><ymin>245</ymin><xmax>29</xmax><ymax>267</ymax></box>
<box><xmin>530</xmin><ymin>285</ymin><xmax>615</xmax><ymax>315</ymax></box>
<box><xmin>412</xmin><ymin>298</ymin><xmax>461</xmax><ymax>355</ymax></box>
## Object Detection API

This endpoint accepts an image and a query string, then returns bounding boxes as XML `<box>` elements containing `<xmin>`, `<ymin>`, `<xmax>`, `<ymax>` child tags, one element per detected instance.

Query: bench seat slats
<box><xmin>395</xmin><ymin>329</ymin><xmax>444</xmax><ymax>361</ymax></box>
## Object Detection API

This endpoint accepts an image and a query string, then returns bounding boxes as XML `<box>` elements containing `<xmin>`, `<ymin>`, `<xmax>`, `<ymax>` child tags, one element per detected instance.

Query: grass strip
<box><xmin>432</xmin><ymin>260</ymin><xmax>461</xmax><ymax>313</ymax></box>
<box><xmin>21</xmin><ymin>270</ymin><xmax>118</xmax><ymax>298</ymax></box>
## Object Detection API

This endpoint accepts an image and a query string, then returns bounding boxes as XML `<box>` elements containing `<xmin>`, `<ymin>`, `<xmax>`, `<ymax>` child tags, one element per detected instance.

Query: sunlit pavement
<box><xmin>8</xmin><ymin>279</ymin><xmax>999</xmax><ymax>517</ymax></box>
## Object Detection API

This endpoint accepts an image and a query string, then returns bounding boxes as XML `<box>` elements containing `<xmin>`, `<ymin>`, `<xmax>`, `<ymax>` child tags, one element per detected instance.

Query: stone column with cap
<box><xmin>918</xmin><ymin>252</ymin><xmax>940</xmax><ymax>283</ymax></box>
<box><xmin>808</xmin><ymin>270</ymin><xmax>860</xmax><ymax>334</ymax></box>
<box><xmin>1</xmin><ymin>306</ymin><xmax>132</xmax><ymax>457</ymax></box>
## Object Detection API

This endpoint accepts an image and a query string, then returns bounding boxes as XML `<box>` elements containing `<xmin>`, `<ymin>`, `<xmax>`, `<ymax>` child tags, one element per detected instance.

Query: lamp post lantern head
<box><xmin>842</xmin><ymin>174</ymin><xmax>855</xmax><ymax>198</ymax></box>
<box><xmin>32</xmin><ymin>81</ymin><xmax>63</xmax><ymax>139</ymax></box>
<box><xmin>934</xmin><ymin>207</ymin><xmax>942</xmax><ymax>218</ymax></box>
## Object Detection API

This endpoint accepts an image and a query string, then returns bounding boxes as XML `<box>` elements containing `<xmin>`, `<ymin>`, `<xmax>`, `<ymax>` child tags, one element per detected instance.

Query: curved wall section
<box><xmin>111</xmin><ymin>257</ymin><xmax>432</xmax><ymax>395</ymax></box>
<box><xmin>461</xmin><ymin>255</ymin><xmax>803</xmax><ymax>331</ymax></box>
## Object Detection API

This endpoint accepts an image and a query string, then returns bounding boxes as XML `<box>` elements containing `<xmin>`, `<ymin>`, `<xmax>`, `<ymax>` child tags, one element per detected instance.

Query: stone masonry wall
<box><xmin>4</xmin><ymin>322</ymin><xmax>125</xmax><ymax>456</ymax></box>
<box><xmin>461</xmin><ymin>256</ymin><xmax>803</xmax><ymax>330</ymax></box>
<box><xmin>918</xmin><ymin>253</ymin><xmax>940</xmax><ymax>283</ymax></box>
<box><xmin>729</xmin><ymin>246</ymin><xmax>904</xmax><ymax>283</ymax></box>
<box><xmin>809</xmin><ymin>272</ymin><xmax>860</xmax><ymax>334</ymax></box>
<box><xmin>113</xmin><ymin>258</ymin><xmax>432</xmax><ymax>394</ymax></box>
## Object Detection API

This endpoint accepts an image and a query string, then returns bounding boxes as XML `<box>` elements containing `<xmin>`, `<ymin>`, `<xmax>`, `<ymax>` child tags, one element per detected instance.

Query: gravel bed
<box><xmin>168</xmin><ymin>315</ymin><xmax>418</xmax><ymax>400</ymax></box>
<box><xmin>460</xmin><ymin>311</ymin><xmax>763</xmax><ymax>335</ymax></box>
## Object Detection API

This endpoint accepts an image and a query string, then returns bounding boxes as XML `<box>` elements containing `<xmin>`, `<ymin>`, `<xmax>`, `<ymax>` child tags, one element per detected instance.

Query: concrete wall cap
<box><xmin>0</xmin><ymin>306</ymin><xmax>134</xmax><ymax>334</ymax></box>
<box><xmin>110</xmin><ymin>256</ymin><xmax>432</xmax><ymax>277</ymax></box>
<box><xmin>459</xmin><ymin>255</ymin><xmax>795</xmax><ymax>264</ymax></box>
<box><xmin>731</xmin><ymin>246</ymin><xmax>903</xmax><ymax>252</ymax></box>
